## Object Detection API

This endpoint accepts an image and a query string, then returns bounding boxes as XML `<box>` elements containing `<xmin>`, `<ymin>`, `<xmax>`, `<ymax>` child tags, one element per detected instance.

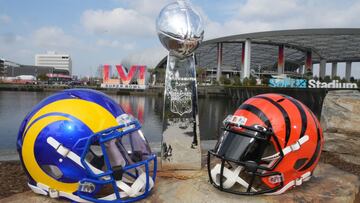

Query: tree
<box><xmin>261</xmin><ymin>77</ymin><xmax>269</xmax><ymax>86</ymax></box>
<box><xmin>249</xmin><ymin>76</ymin><xmax>257</xmax><ymax>86</ymax></box>
<box><xmin>154</xmin><ymin>68</ymin><xmax>165</xmax><ymax>84</ymax></box>
<box><xmin>305</xmin><ymin>70</ymin><xmax>313</xmax><ymax>79</ymax></box>
<box><xmin>37</xmin><ymin>73</ymin><xmax>49</xmax><ymax>81</ymax></box>
<box><xmin>242</xmin><ymin>77</ymin><xmax>250</xmax><ymax>86</ymax></box>
<box><xmin>220</xmin><ymin>75</ymin><xmax>231</xmax><ymax>85</ymax></box>
<box><xmin>196</xmin><ymin>67</ymin><xmax>207</xmax><ymax>84</ymax></box>
<box><xmin>232</xmin><ymin>77</ymin><xmax>242</xmax><ymax>86</ymax></box>
<box><xmin>323</xmin><ymin>75</ymin><xmax>332</xmax><ymax>83</ymax></box>
<box><xmin>333</xmin><ymin>76</ymin><xmax>341</xmax><ymax>81</ymax></box>
<box><xmin>350</xmin><ymin>76</ymin><xmax>355</xmax><ymax>83</ymax></box>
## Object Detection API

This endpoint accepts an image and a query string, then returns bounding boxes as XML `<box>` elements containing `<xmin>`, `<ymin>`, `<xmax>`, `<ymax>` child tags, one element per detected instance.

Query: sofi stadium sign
<box><xmin>269</xmin><ymin>78</ymin><xmax>358</xmax><ymax>88</ymax></box>
<box><xmin>101</xmin><ymin>64</ymin><xmax>147</xmax><ymax>89</ymax></box>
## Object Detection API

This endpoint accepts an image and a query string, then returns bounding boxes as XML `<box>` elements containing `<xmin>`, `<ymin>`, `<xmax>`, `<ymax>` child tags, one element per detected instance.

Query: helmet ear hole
<box><xmin>41</xmin><ymin>165</ymin><xmax>63</xmax><ymax>180</ymax></box>
<box><xmin>293</xmin><ymin>158</ymin><xmax>308</xmax><ymax>170</ymax></box>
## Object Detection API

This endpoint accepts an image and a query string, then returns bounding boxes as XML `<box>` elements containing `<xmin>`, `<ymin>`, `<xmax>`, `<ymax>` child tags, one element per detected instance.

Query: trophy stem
<box><xmin>161</xmin><ymin>54</ymin><xmax>202</xmax><ymax>170</ymax></box>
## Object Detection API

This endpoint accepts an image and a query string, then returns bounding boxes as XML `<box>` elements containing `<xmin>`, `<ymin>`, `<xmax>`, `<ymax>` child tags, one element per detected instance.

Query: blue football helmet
<box><xmin>17</xmin><ymin>89</ymin><xmax>157</xmax><ymax>202</ymax></box>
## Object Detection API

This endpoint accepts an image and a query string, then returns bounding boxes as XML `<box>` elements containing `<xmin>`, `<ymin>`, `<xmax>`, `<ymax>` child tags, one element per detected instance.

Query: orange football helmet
<box><xmin>207</xmin><ymin>93</ymin><xmax>324</xmax><ymax>195</ymax></box>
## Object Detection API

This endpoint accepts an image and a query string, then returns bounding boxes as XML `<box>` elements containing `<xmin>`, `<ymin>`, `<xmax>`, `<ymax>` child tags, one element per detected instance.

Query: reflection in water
<box><xmin>0</xmin><ymin>91</ymin><xmax>235</xmax><ymax>151</ymax></box>
<box><xmin>112</xmin><ymin>95</ymin><xmax>163</xmax><ymax>143</ymax></box>
<box><xmin>198</xmin><ymin>97</ymin><xmax>241</xmax><ymax>142</ymax></box>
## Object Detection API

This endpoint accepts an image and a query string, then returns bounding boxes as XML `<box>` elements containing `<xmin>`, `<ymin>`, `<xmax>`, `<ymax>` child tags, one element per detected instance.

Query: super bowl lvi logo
<box><xmin>169</xmin><ymin>90</ymin><xmax>192</xmax><ymax>116</ymax></box>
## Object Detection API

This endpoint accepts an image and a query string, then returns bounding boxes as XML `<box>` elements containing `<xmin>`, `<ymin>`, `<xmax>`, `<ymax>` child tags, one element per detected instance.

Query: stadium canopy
<box><xmin>156</xmin><ymin>28</ymin><xmax>360</xmax><ymax>81</ymax></box>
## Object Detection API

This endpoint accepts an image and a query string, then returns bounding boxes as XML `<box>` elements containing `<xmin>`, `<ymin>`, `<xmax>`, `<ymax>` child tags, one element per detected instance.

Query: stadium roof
<box><xmin>156</xmin><ymin>28</ymin><xmax>360</xmax><ymax>73</ymax></box>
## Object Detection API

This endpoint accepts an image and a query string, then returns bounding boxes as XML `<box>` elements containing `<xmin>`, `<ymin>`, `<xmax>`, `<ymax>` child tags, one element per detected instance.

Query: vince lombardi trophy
<box><xmin>156</xmin><ymin>0</ymin><xmax>204</xmax><ymax>170</ymax></box>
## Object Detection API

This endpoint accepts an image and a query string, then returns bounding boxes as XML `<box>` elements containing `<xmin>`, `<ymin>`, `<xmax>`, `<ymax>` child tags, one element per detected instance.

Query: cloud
<box><xmin>81</xmin><ymin>8</ymin><xmax>155</xmax><ymax>37</ymax></box>
<box><xmin>33</xmin><ymin>26</ymin><xmax>78</xmax><ymax>48</ymax></box>
<box><xmin>236</xmin><ymin>0</ymin><xmax>300</xmax><ymax>20</ymax></box>
<box><xmin>121</xmin><ymin>46</ymin><xmax>167</xmax><ymax>69</ymax></box>
<box><xmin>124</xmin><ymin>0</ymin><xmax>171</xmax><ymax>17</ymax></box>
<box><xmin>0</xmin><ymin>33</ymin><xmax>23</xmax><ymax>44</ymax></box>
<box><xmin>0</xmin><ymin>14</ymin><xmax>11</xmax><ymax>24</ymax></box>
<box><xmin>96</xmin><ymin>39</ymin><xmax>135</xmax><ymax>50</ymax></box>
<box><xmin>203</xmin><ymin>0</ymin><xmax>360</xmax><ymax>39</ymax></box>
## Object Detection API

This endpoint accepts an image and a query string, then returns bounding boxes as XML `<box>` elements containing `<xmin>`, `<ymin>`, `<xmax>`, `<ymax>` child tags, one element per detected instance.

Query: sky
<box><xmin>1</xmin><ymin>0</ymin><xmax>360</xmax><ymax>77</ymax></box>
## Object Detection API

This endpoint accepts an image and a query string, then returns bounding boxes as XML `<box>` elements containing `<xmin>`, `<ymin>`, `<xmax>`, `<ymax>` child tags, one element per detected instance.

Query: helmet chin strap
<box><xmin>262</xmin><ymin>135</ymin><xmax>309</xmax><ymax>162</ymax></box>
<box><xmin>265</xmin><ymin>171</ymin><xmax>311</xmax><ymax>195</ymax></box>
<box><xmin>210</xmin><ymin>164</ymin><xmax>257</xmax><ymax>192</ymax></box>
<box><xmin>31</xmin><ymin>137</ymin><xmax>154</xmax><ymax>202</ymax></box>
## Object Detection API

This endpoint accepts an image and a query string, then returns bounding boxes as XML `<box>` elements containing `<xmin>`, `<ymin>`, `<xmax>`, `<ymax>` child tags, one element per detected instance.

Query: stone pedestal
<box><xmin>321</xmin><ymin>90</ymin><xmax>360</xmax><ymax>165</ymax></box>
<box><xmin>2</xmin><ymin>163</ymin><xmax>359</xmax><ymax>203</ymax></box>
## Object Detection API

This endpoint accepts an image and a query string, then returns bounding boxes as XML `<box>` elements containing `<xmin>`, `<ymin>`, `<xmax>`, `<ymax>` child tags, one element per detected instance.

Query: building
<box><xmin>156</xmin><ymin>28</ymin><xmax>360</xmax><ymax>82</ymax></box>
<box><xmin>1</xmin><ymin>59</ymin><xmax>54</xmax><ymax>77</ymax></box>
<box><xmin>0</xmin><ymin>58</ymin><xmax>4</xmax><ymax>76</ymax></box>
<box><xmin>35</xmin><ymin>51</ymin><xmax>72</xmax><ymax>75</ymax></box>
<box><xmin>0</xmin><ymin>58</ymin><xmax>71</xmax><ymax>84</ymax></box>
<box><xmin>6</xmin><ymin>65</ymin><xmax>55</xmax><ymax>77</ymax></box>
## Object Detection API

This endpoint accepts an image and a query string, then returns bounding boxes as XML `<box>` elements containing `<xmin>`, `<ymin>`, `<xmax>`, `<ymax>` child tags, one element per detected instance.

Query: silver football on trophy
<box><xmin>156</xmin><ymin>0</ymin><xmax>204</xmax><ymax>58</ymax></box>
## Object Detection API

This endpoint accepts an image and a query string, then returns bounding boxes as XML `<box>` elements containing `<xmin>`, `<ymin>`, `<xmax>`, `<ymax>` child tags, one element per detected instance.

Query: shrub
<box><xmin>249</xmin><ymin>77</ymin><xmax>257</xmax><ymax>86</ymax></box>
<box><xmin>323</xmin><ymin>75</ymin><xmax>332</xmax><ymax>83</ymax></box>
<box><xmin>261</xmin><ymin>77</ymin><xmax>269</xmax><ymax>86</ymax></box>
<box><xmin>220</xmin><ymin>75</ymin><xmax>231</xmax><ymax>85</ymax></box>
<box><xmin>232</xmin><ymin>77</ymin><xmax>242</xmax><ymax>86</ymax></box>
<box><xmin>242</xmin><ymin>77</ymin><xmax>250</xmax><ymax>86</ymax></box>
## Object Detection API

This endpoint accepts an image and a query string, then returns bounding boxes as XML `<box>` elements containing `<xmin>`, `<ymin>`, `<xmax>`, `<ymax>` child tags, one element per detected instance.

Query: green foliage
<box><xmin>340</xmin><ymin>77</ymin><xmax>347</xmax><ymax>83</ymax></box>
<box><xmin>196</xmin><ymin>67</ymin><xmax>207</xmax><ymax>84</ymax></box>
<box><xmin>212</xmin><ymin>80</ymin><xmax>219</xmax><ymax>86</ymax></box>
<box><xmin>232</xmin><ymin>77</ymin><xmax>242</xmax><ymax>86</ymax></box>
<box><xmin>350</xmin><ymin>77</ymin><xmax>355</xmax><ymax>83</ymax></box>
<box><xmin>37</xmin><ymin>74</ymin><xmax>49</xmax><ymax>81</ymax></box>
<box><xmin>333</xmin><ymin>76</ymin><xmax>341</xmax><ymax>81</ymax></box>
<box><xmin>242</xmin><ymin>77</ymin><xmax>250</xmax><ymax>86</ymax></box>
<box><xmin>261</xmin><ymin>77</ymin><xmax>269</xmax><ymax>86</ymax></box>
<box><xmin>304</xmin><ymin>70</ymin><xmax>313</xmax><ymax>79</ymax></box>
<box><xmin>249</xmin><ymin>77</ymin><xmax>257</xmax><ymax>86</ymax></box>
<box><xmin>323</xmin><ymin>75</ymin><xmax>332</xmax><ymax>83</ymax></box>
<box><xmin>220</xmin><ymin>75</ymin><xmax>231</xmax><ymax>85</ymax></box>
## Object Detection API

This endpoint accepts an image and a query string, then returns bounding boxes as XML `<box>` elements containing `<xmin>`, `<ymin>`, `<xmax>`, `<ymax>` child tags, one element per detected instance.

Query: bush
<box><xmin>261</xmin><ymin>77</ymin><xmax>269</xmax><ymax>86</ymax></box>
<box><xmin>232</xmin><ymin>77</ymin><xmax>242</xmax><ymax>86</ymax></box>
<box><xmin>212</xmin><ymin>80</ymin><xmax>219</xmax><ymax>86</ymax></box>
<box><xmin>249</xmin><ymin>77</ymin><xmax>257</xmax><ymax>86</ymax></box>
<box><xmin>323</xmin><ymin>75</ymin><xmax>332</xmax><ymax>83</ymax></box>
<box><xmin>333</xmin><ymin>76</ymin><xmax>341</xmax><ymax>81</ymax></box>
<box><xmin>242</xmin><ymin>77</ymin><xmax>252</xmax><ymax>86</ymax></box>
<box><xmin>305</xmin><ymin>70</ymin><xmax>313</xmax><ymax>79</ymax></box>
<box><xmin>220</xmin><ymin>76</ymin><xmax>231</xmax><ymax>85</ymax></box>
<box><xmin>350</xmin><ymin>77</ymin><xmax>355</xmax><ymax>83</ymax></box>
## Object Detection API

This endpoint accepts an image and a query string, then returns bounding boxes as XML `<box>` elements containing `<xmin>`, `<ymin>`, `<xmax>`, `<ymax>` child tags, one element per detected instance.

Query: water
<box><xmin>0</xmin><ymin>91</ymin><xmax>239</xmax><ymax>158</ymax></box>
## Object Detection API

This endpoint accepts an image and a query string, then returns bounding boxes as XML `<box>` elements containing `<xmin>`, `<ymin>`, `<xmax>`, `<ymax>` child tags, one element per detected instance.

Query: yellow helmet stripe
<box><xmin>22</xmin><ymin>115</ymin><xmax>79</xmax><ymax>193</ymax></box>
<box><xmin>24</xmin><ymin>99</ymin><xmax>118</xmax><ymax>136</ymax></box>
<box><xmin>22</xmin><ymin>99</ymin><xmax>119</xmax><ymax>193</ymax></box>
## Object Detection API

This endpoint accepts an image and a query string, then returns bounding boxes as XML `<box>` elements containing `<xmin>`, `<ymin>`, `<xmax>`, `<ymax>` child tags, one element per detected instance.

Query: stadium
<box><xmin>155</xmin><ymin>28</ymin><xmax>360</xmax><ymax>84</ymax></box>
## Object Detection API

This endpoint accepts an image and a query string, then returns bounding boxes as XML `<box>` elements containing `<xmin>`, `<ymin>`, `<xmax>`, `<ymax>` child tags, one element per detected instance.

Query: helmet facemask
<box><xmin>76</xmin><ymin>114</ymin><xmax>157</xmax><ymax>202</ymax></box>
<box><xmin>207</xmin><ymin>115</ymin><xmax>285</xmax><ymax>195</ymax></box>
